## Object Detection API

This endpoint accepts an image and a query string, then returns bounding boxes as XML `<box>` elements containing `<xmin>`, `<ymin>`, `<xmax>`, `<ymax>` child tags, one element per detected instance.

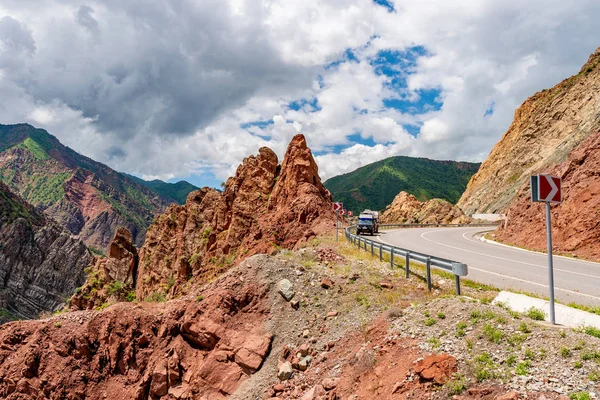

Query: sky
<box><xmin>1</xmin><ymin>0</ymin><xmax>599</xmax><ymax>188</ymax></box>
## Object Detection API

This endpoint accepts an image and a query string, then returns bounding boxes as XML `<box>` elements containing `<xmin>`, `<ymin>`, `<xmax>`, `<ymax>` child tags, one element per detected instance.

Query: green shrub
<box><xmin>145</xmin><ymin>292</ymin><xmax>167</xmax><ymax>302</ymax></box>
<box><xmin>196</xmin><ymin>295</ymin><xmax>204</xmax><ymax>302</ymax></box>
<box><xmin>588</xmin><ymin>370</ymin><xmax>600</xmax><ymax>382</ymax></box>
<box><xmin>424</xmin><ymin>318</ymin><xmax>436</xmax><ymax>327</ymax></box>
<box><xmin>107</xmin><ymin>280</ymin><xmax>125</xmax><ymax>295</ymax></box>
<box><xmin>515</xmin><ymin>361</ymin><xmax>531</xmax><ymax>375</ymax></box>
<box><xmin>518</xmin><ymin>322</ymin><xmax>531</xmax><ymax>333</ymax></box>
<box><xmin>524</xmin><ymin>348</ymin><xmax>535</xmax><ymax>360</ymax></box>
<box><xmin>526</xmin><ymin>307</ymin><xmax>546</xmax><ymax>321</ymax></box>
<box><xmin>560</xmin><ymin>347</ymin><xmax>572</xmax><ymax>358</ymax></box>
<box><xmin>125</xmin><ymin>291</ymin><xmax>136</xmax><ymax>302</ymax></box>
<box><xmin>507</xmin><ymin>333</ymin><xmax>528</xmax><ymax>346</ymax></box>
<box><xmin>506</xmin><ymin>354</ymin><xmax>517</xmax><ymax>367</ymax></box>
<box><xmin>446</xmin><ymin>374</ymin><xmax>467</xmax><ymax>395</ymax></box>
<box><xmin>437</xmin><ymin>312</ymin><xmax>446</xmax><ymax>320</ymax></box>
<box><xmin>583</xmin><ymin>326</ymin><xmax>600</xmax><ymax>339</ymax></box>
<box><xmin>570</xmin><ymin>392</ymin><xmax>591</xmax><ymax>400</ymax></box>
<box><xmin>483</xmin><ymin>324</ymin><xmax>504</xmax><ymax>343</ymax></box>
<box><xmin>574</xmin><ymin>361</ymin><xmax>583</xmax><ymax>369</ymax></box>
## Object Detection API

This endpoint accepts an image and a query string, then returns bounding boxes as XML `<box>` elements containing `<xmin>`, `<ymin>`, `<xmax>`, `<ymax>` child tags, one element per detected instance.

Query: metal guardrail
<box><xmin>344</xmin><ymin>223</ymin><xmax>497</xmax><ymax>295</ymax></box>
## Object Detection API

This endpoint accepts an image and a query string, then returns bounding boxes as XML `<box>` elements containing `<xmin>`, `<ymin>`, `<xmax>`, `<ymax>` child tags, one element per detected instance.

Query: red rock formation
<box><xmin>496</xmin><ymin>131</ymin><xmax>600</xmax><ymax>261</ymax></box>
<box><xmin>0</xmin><ymin>266</ymin><xmax>272</xmax><ymax>399</ymax></box>
<box><xmin>381</xmin><ymin>191</ymin><xmax>472</xmax><ymax>225</ymax></box>
<box><xmin>114</xmin><ymin>134</ymin><xmax>335</xmax><ymax>301</ymax></box>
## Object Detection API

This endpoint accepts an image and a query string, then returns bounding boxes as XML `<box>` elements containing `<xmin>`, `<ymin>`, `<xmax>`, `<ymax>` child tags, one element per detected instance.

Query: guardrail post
<box><xmin>371</xmin><ymin>241</ymin><xmax>374</xmax><ymax>256</ymax></box>
<box><xmin>390</xmin><ymin>248</ymin><xmax>394</xmax><ymax>269</ymax></box>
<box><xmin>455</xmin><ymin>275</ymin><xmax>461</xmax><ymax>296</ymax></box>
<box><xmin>364</xmin><ymin>240</ymin><xmax>367</xmax><ymax>251</ymax></box>
<box><xmin>405</xmin><ymin>252</ymin><xmax>410</xmax><ymax>278</ymax></box>
<box><xmin>379</xmin><ymin>245</ymin><xmax>382</xmax><ymax>261</ymax></box>
<box><xmin>426</xmin><ymin>257</ymin><xmax>432</xmax><ymax>291</ymax></box>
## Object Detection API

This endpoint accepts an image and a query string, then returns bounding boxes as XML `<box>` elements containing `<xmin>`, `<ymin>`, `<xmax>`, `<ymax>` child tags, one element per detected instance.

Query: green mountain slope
<box><xmin>0</xmin><ymin>123</ymin><xmax>171</xmax><ymax>248</ymax></box>
<box><xmin>324</xmin><ymin>156</ymin><xmax>480</xmax><ymax>213</ymax></box>
<box><xmin>123</xmin><ymin>174</ymin><xmax>198</xmax><ymax>204</ymax></box>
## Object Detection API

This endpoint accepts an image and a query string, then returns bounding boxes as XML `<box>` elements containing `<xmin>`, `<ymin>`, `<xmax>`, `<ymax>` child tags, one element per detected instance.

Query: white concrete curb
<box><xmin>492</xmin><ymin>291</ymin><xmax>600</xmax><ymax>329</ymax></box>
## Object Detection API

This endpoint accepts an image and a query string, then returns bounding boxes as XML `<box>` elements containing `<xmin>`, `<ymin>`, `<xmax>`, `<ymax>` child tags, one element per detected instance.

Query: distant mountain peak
<box><xmin>324</xmin><ymin>156</ymin><xmax>480</xmax><ymax>213</ymax></box>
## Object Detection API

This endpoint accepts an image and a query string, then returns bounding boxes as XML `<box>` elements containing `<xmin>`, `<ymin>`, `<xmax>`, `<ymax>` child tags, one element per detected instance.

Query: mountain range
<box><xmin>324</xmin><ymin>156</ymin><xmax>480</xmax><ymax>212</ymax></box>
<box><xmin>0</xmin><ymin>124</ymin><xmax>197</xmax><ymax>249</ymax></box>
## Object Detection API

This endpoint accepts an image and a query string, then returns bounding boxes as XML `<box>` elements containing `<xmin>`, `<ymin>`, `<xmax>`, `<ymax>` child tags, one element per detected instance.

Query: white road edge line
<box><xmin>418</xmin><ymin>230</ymin><xmax>600</xmax><ymax>280</ymax></box>
<box><xmin>375</xmin><ymin>229</ymin><xmax>600</xmax><ymax>302</ymax></box>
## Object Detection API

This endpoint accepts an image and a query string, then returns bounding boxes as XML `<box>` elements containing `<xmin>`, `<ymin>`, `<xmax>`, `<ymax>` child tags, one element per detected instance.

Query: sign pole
<box><xmin>335</xmin><ymin>210</ymin><xmax>339</xmax><ymax>242</ymax></box>
<box><xmin>545</xmin><ymin>202</ymin><xmax>556</xmax><ymax>324</ymax></box>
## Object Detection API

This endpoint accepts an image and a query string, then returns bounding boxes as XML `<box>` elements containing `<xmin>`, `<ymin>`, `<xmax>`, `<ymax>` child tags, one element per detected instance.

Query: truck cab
<box><xmin>357</xmin><ymin>211</ymin><xmax>379</xmax><ymax>235</ymax></box>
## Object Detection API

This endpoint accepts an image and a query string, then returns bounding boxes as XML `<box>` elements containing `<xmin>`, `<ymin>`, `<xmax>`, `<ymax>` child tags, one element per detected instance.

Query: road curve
<box><xmin>373</xmin><ymin>227</ymin><xmax>600</xmax><ymax>307</ymax></box>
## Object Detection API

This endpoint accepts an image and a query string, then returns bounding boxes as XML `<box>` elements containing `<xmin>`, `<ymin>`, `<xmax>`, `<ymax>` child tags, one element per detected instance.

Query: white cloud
<box><xmin>1</xmin><ymin>0</ymin><xmax>599</xmax><ymax>186</ymax></box>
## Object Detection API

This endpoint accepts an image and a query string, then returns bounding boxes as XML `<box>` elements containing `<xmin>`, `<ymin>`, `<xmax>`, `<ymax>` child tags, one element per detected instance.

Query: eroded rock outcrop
<box><xmin>0</xmin><ymin>183</ymin><xmax>91</xmax><ymax>319</ymax></box>
<box><xmin>73</xmin><ymin>134</ymin><xmax>335</xmax><ymax>305</ymax></box>
<box><xmin>496</xmin><ymin>131</ymin><xmax>600</xmax><ymax>261</ymax></box>
<box><xmin>458</xmin><ymin>48</ymin><xmax>600</xmax><ymax>214</ymax></box>
<box><xmin>380</xmin><ymin>191</ymin><xmax>472</xmax><ymax>225</ymax></box>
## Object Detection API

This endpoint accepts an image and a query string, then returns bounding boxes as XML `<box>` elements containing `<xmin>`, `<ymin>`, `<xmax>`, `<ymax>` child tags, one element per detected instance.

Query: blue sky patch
<box><xmin>288</xmin><ymin>97</ymin><xmax>321</xmax><ymax>112</ymax></box>
<box><xmin>383</xmin><ymin>88</ymin><xmax>443</xmax><ymax>114</ymax></box>
<box><xmin>484</xmin><ymin>101</ymin><xmax>495</xmax><ymax>117</ymax></box>
<box><xmin>373</xmin><ymin>0</ymin><xmax>395</xmax><ymax>12</ymax></box>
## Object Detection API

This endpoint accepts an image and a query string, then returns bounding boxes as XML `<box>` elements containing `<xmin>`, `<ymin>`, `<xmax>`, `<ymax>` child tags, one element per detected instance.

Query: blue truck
<box><xmin>356</xmin><ymin>210</ymin><xmax>379</xmax><ymax>235</ymax></box>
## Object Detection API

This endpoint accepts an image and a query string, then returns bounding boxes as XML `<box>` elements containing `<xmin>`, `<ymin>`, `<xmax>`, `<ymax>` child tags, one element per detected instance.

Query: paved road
<box><xmin>373</xmin><ymin>226</ymin><xmax>600</xmax><ymax>307</ymax></box>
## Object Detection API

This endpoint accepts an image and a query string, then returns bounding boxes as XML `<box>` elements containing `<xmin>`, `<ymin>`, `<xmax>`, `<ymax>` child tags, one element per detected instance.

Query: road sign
<box><xmin>530</xmin><ymin>174</ymin><xmax>562</xmax><ymax>325</ymax></box>
<box><xmin>333</xmin><ymin>202</ymin><xmax>343</xmax><ymax>212</ymax></box>
<box><xmin>340</xmin><ymin>209</ymin><xmax>346</xmax><ymax>215</ymax></box>
<box><xmin>348</xmin><ymin>211</ymin><xmax>353</xmax><ymax>217</ymax></box>
<box><xmin>531</xmin><ymin>175</ymin><xmax>561</xmax><ymax>203</ymax></box>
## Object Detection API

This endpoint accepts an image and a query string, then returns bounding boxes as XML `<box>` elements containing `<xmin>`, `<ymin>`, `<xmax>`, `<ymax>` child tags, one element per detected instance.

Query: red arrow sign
<box><xmin>538</xmin><ymin>174</ymin><xmax>561</xmax><ymax>203</ymax></box>
<box><xmin>332</xmin><ymin>202</ymin><xmax>343</xmax><ymax>212</ymax></box>
<box><xmin>340</xmin><ymin>209</ymin><xmax>346</xmax><ymax>215</ymax></box>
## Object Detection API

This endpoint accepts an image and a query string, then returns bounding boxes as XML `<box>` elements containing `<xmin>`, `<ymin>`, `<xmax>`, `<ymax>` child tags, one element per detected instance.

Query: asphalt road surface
<box><xmin>373</xmin><ymin>226</ymin><xmax>600</xmax><ymax>307</ymax></box>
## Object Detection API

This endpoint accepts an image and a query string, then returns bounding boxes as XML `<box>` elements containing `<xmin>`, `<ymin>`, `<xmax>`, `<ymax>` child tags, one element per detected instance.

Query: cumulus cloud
<box><xmin>0</xmin><ymin>0</ymin><xmax>599</xmax><ymax>185</ymax></box>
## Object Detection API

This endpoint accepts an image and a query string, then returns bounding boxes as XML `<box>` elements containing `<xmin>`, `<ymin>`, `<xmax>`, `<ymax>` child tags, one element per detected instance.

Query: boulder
<box><xmin>414</xmin><ymin>353</ymin><xmax>457</xmax><ymax>384</ymax></box>
<box><xmin>278</xmin><ymin>362</ymin><xmax>293</xmax><ymax>381</ymax></box>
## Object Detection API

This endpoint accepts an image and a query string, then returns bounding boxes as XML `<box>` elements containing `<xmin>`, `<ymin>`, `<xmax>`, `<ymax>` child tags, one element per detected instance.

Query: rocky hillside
<box><xmin>0</xmin><ymin>123</ymin><xmax>172</xmax><ymax>249</ymax></box>
<box><xmin>71</xmin><ymin>134</ymin><xmax>336</xmax><ymax>308</ymax></box>
<box><xmin>458</xmin><ymin>48</ymin><xmax>600</xmax><ymax>215</ymax></box>
<box><xmin>0</xmin><ymin>182</ymin><xmax>91</xmax><ymax>320</ymax></box>
<box><xmin>380</xmin><ymin>191</ymin><xmax>472</xmax><ymax>225</ymax></box>
<box><xmin>324</xmin><ymin>156</ymin><xmax>479</xmax><ymax>213</ymax></box>
<box><xmin>0</xmin><ymin>237</ymin><xmax>596</xmax><ymax>399</ymax></box>
<box><xmin>495</xmin><ymin>131</ymin><xmax>600</xmax><ymax>261</ymax></box>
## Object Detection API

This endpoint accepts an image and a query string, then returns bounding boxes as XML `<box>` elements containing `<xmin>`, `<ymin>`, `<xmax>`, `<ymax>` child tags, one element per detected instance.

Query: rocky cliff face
<box><xmin>458</xmin><ymin>48</ymin><xmax>600</xmax><ymax>215</ymax></box>
<box><xmin>0</xmin><ymin>257</ymin><xmax>273</xmax><ymax>400</ymax></box>
<box><xmin>380</xmin><ymin>191</ymin><xmax>472</xmax><ymax>225</ymax></box>
<box><xmin>0</xmin><ymin>123</ymin><xmax>171</xmax><ymax>249</ymax></box>
<box><xmin>0</xmin><ymin>182</ymin><xmax>91</xmax><ymax>319</ymax></box>
<box><xmin>495</xmin><ymin>131</ymin><xmax>600</xmax><ymax>261</ymax></box>
<box><xmin>72</xmin><ymin>134</ymin><xmax>336</xmax><ymax>307</ymax></box>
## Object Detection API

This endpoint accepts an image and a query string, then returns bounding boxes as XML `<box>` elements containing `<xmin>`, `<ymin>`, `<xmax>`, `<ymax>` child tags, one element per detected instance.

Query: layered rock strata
<box><xmin>0</xmin><ymin>183</ymin><xmax>91</xmax><ymax>319</ymax></box>
<box><xmin>458</xmin><ymin>48</ymin><xmax>600</xmax><ymax>214</ymax></box>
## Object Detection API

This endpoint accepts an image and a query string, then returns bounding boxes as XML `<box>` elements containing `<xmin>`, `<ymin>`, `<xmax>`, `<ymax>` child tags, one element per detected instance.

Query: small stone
<box><xmin>277</xmin><ymin>279</ymin><xmax>295</xmax><ymax>301</ymax></box>
<box><xmin>321</xmin><ymin>277</ymin><xmax>334</xmax><ymax>289</ymax></box>
<box><xmin>380</xmin><ymin>280</ymin><xmax>394</xmax><ymax>289</ymax></box>
<box><xmin>326</xmin><ymin>311</ymin><xmax>338</xmax><ymax>318</ymax></box>
<box><xmin>277</xmin><ymin>362</ymin><xmax>293</xmax><ymax>381</ymax></box>
<box><xmin>290</xmin><ymin>300</ymin><xmax>300</xmax><ymax>310</ymax></box>
<box><xmin>298</xmin><ymin>355</ymin><xmax>313</xmax><ymax>371</ymax></box>
<box><xmin>322</xmin><ymin>378</ymin><xmax>338</xmax><ymax>391</ymax></box>
<box><xmin>273</xmin><ymin>383</ymin><xmax>285</xmax><ymax>392</ymax></box>
<box><xmin>302</xmin><ymin>329</ymin><xmax>310</xmax><ymax>338</ymax></box>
